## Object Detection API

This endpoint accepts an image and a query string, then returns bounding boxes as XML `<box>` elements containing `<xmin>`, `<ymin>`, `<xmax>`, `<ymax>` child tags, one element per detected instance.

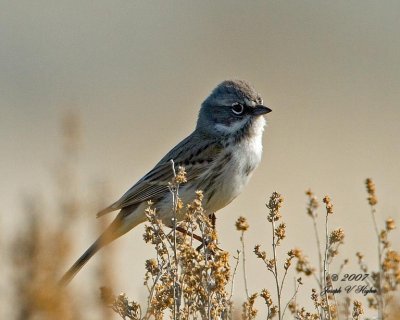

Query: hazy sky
<box><xmin>1</xmin><ymin>1</ymin><xmax>400</xmax><ymax>318</ymax></box>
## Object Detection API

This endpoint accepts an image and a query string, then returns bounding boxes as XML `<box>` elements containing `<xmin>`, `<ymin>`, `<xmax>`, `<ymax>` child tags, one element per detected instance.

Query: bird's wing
<box><xmin>97</xmin><ymin>133</ymin><xmax>221</xmax><ymax>217</ymax></box>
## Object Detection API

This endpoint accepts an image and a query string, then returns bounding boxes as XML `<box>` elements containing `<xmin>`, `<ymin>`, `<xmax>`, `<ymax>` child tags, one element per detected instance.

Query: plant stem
<box><xmin>312</xmin><ymin>215</ymin><xmax>324</xmax><ymax>290</ymax></box>
<box><xmin>323</xmin><ymin>212</ymin><xmax>332</xmax><ymax>320</ymax></box>
<box><xmin>229</xmin><ymin>251</ymin><xmax>241</xmax><ymax>300</ymax></box>
<box><xmin>271</xmin><ymin>219</ymin><xmax>282</xmax><ymax>320</ymax></box>
<box><xmin>370</xmin><ymin>206</ymin><xmax>384</xmax><ymax>319</ymax></box>
<box><xmin>170</xmin><ymin>160</ymin><xmax>178</xmax><ymax>320</ymax></box>
<box><xmin>282</xmin><ymin>280</ymin><xmax>301</xmax><ymax>319</ymax></box>
<box><xmin>241</xmin><ymin>231</ymin><xmax>250</xmax><ymax>299</ymax></box>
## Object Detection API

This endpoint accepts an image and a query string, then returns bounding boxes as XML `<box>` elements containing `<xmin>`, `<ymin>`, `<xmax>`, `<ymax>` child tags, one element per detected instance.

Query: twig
<box><xmin>311</xmin><ymin>214</ymin><xmax>324</xmax><ymax>290</ymax></box>
<box><xmin>323</xmin><ymin>212</ymin><xmax>332</xmax><ymax>320</ymax></box>
<box><xmin>198</xmin><ymin>218</ymin><xmax>211</xmax><ymax>319</ymax></box>
<box><xmin>240</xmin><ymin>231</ymin><xmax>250</xmax><ymax>299</ymax></box>
<box><xmin>229</xmin><ymin>250</ymin><xmax>241</xmax><ymax>300</ymax></box>
<box><xmin>282</xmin><ymin>279</ymin><xmax>301</xmax><ymax>319</ymax></box>
<box><xmin>370</xmin><ymin>206</ymin><xmax>384</xmax><ymax>319</ymax></box>
<box><xmin>279</xmin><ymin>266</ymin><xmax>289</xmax><ymax>298</ymax></box>
<box><xmin>271</xmin><ymin>218</ymin><xmax>282</xmax><ymax>320</ymax></box>
<box><xmin>170</xmin><ymin>159</ymin><xmax>179</xmax><ymax>320</ymax></box>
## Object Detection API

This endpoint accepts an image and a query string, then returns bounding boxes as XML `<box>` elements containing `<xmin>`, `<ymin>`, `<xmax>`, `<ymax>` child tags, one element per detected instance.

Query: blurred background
<box><xmin>1</xmin><ymin>1</ymin><xmax>399</xmax><ymax>319</ymax></box>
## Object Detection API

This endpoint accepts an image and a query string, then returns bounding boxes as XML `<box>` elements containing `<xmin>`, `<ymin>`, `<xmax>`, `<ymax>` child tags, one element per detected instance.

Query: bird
<box><xmin>60</xmin><ymin>79</ymin><xmax>272</xmax><ymax>285</ymax></box>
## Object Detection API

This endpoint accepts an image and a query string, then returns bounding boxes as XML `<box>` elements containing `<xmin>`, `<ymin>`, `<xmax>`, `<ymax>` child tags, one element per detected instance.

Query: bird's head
<box><xmin>197</xmin><ymin>80</ymin><xmax>272</xmax><ymax>138</ymax></box>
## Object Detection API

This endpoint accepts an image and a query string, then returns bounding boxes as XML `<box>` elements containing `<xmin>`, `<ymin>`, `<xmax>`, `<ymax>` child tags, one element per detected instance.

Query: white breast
<box><xmin>156</xmin><ymin>116</ymin><xmax>266</xmax><ymax>224</ymax></box>
<box><xmin>205</xmin><ymin>116</ymin><xmax>266</xmax><ymax>212</ymax></box>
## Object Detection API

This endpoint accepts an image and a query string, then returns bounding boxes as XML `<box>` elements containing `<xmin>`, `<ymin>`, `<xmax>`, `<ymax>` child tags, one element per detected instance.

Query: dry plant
<box><xmin>5</xmin><ymin>114</ymin><xmax>399</xmax><ymax>320</ymax></box>
<box><xmin>354</xmin><ymin>179</ymin><xmax>400</xmax><ymax>320</ymax></box>
<box><xmin>11</xmin><ymin>198</ymin><xmax>80</xmax><ymax>320</ymax></box>
<box><xmin>100</xmin><ymin>179</ymin><xmax>399</xmax><ymax>320</ymax></box>
<box><xmin>101</xmin><ymin>166</ymin><xmax>232</xmax><ymax>320</ymax></box>
<box><xmin>10</xmin><ymin>112</ymin><xmax>83</xmax><ymax>320</ymax></box>
<box><xmin>286</xmin><ymin>179</ymin><xmax>399</xmax><ymax>320</ymax></box>
<box><xmin>286</xmin><ymin>191</ymin><xmax>356</xmax><ymax>320</ymax></box>
<box><xmin>8</xmin><ymin>112</ymin><xmax>115</xmax><ymax>320</ymax></box>
<box><xmin>251</xmin><ymin>192</ymin><xmax>307</xmax><ymax>320</ymax></box>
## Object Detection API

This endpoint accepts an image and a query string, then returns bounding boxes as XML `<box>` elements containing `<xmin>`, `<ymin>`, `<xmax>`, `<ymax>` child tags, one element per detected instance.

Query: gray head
<box><xmin>196</xmin><ymin>80</ymin><xmax>272</xmax><ymax>137</ymax></box>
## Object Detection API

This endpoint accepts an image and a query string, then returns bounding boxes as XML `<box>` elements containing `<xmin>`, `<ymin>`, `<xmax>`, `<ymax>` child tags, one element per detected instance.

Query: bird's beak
<box><xmin>253</xmin><ymin>105</ymin><xmax>272</xmax><ymax>116</ymax></box>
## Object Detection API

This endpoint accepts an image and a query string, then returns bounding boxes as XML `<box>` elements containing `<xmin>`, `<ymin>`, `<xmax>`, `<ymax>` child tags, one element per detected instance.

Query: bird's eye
<box><xmin>231</xmin><ymin>103</ymin><xmax>244</xmax><ymax>115</ymax></box>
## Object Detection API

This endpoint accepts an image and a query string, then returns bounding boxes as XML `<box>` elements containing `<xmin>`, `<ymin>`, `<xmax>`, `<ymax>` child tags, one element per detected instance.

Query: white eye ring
<box><xmin>231</xmin><ymin>103</ymin><xmax>244</xmax><ymax>115</ymax></box>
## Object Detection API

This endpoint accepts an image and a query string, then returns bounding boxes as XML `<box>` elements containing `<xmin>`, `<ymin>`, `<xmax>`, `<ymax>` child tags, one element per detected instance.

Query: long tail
<box><xmin>59</xmin><ymin>219</ymin><xmax>123</xmax><ymax>286</ymax></box>
<box><xmin>59</xmin><ymin>239</ymin><xmax>102</xmax><ymax>286</ymax></box>
<box><xmin>60</xmin><ymin>204</ymin><xmax>144</xmax><ymax>286</ymax></box>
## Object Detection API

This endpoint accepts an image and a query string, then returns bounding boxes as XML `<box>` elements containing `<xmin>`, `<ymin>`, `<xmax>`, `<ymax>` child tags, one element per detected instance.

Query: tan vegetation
<box><xmin>5</xmin><ymin>115</ymin><xmax>399</xmax><ymax>319</ymax></box>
